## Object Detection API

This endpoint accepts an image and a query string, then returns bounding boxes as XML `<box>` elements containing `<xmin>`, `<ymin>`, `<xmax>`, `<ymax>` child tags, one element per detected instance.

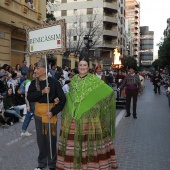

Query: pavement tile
<box><xmin>1</xmin><ymin>79</ymin><xmax>170</xmax><ymax>170</ymax></box>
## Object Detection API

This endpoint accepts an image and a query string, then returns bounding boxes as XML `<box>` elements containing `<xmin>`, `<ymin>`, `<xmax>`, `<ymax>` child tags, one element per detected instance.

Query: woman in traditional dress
<box><xmin>56</xmin><ymin>58</ymin><xmax>118</xmax><ymax>170</ymax></box>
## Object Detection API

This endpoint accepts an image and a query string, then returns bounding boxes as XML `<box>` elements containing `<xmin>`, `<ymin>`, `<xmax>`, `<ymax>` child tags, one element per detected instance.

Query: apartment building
<box><xmin>118</xmin><ymin>0</ymin><xmax>126</xmax><ymax>57</ymax></box>
<box><xmin>0</xmin><ymin>0</ymin><xmax>46</xmax><ymax>67</ymax></box>
<box><xmin>125</xmin><ymin>0</ymin><xmax>140</xmax><ymax>64</ymax></box>
<box><xmin>140</xmin><ymin>26</ymin><xmax>154</xmax><ymax>67</ymax></box>
<box><xmin>164</xmin><ymin>18</ymin><xmax>170</xmax><ymax>38</ymax></box>
<box><xmin>51</xmin><ymin>0</ymin><xmax>127</xmax><ymax>69</ymax></box>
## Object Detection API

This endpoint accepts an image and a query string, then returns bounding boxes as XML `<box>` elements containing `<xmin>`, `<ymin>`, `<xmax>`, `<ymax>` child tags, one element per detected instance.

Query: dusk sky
<box><xmin>139</xmin><ymin>0</ymin><xmax>170</xmax><ymax>57</ymax></box>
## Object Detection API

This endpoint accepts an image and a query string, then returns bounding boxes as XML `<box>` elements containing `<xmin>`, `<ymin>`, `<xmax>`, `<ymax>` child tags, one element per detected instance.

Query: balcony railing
<box><xmin>103</xmin><ymin>29</ymin><xmax>118</xmax><ymax>37</ymax></box>
<box><xmin>103</xmin><ymin>16</ymin><xmax>117</xmax><ymax>23</ymax></box>
<box><xmin>103</xmin><ymin>2</ymin><xmax>118</xmax><ymax>10</ymax></box>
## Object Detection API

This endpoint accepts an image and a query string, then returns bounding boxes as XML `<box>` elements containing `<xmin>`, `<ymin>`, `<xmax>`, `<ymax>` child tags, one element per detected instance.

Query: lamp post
<box><xmin>83</xmin><ymin>35</ymin><xmax>92</xmax><ymax>59</ymax></box>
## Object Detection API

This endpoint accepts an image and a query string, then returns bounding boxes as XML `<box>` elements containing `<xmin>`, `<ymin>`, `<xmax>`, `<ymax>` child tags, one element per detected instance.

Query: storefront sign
<box><xmin>26</xmin><ymin>19</ymin><xmax>66</xmax><ymax>56</ymax></box>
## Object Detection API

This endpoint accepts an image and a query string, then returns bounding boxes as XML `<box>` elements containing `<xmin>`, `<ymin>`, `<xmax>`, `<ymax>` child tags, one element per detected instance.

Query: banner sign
<box><xmin>26</xmin><ymin>19</ymin><xmax>66</xmax><ymax>56</ymax></box>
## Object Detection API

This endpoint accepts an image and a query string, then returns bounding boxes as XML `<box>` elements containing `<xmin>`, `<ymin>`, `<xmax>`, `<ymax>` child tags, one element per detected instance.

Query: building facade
<box><xmin>51</xmin><ymin>0</ymin><xmax>126</xmax><ymax>69</ymax></box>
<box><xmin>125</xmin><ymin>0</ymin><xmax>140</xmax><ymax>64</ymax></box>
<box><xmin>140</xmin><ymin>26</ymin><xmax>154</xmax><ymax>67</ymax></box>
<box><xmin>0</xmin><ymin>0</ymin><xmax>46</xmax><ymax>67</ymax></box>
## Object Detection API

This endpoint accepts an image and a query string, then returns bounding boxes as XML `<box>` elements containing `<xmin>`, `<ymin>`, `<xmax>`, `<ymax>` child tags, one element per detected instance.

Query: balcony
<box><xmin>134</xmin><ymin>47</ymin><xmax>138</xmax><ymax>51</ymax></box>
<box><xmin>103</xmin><ymin>40</ymin><xmax>117</xmax><ymax>48</ymax></box>
<box><xmin>133</xmin><ymin>51</ymin><xmax>138</xmax><ymax>56</ymax></box>
<box><xmin>103</xmin><ymin>2</ymin><xmax>118</xmax><ymax>11</ymax></box>
<box><xmin>135</xmin><ymin>19</ymin><xmax>139</xmax><ymax>24</ymax></box>
<box><xmin>135</xmin><ymin>8</ymin><xmax>139</xmax><ymax>13</ymax></box>
<box><xmin>133</xmin><ymin>41</ymin><xmax>139</xmax><ymax>45</ymax></box>
<box><xmin>103</xmin><ymin>29</ymin><xmax>118</xmax><ymax>37</ymax></box>
<box><xmin>103</xmin><ymin>16</ymin><xmax>117</xmax><ymax>24</ymax></box>
<box><xmin>1</xmin><ymin>0</ymin><xmax>42</xmax><ymax>29</ymax></box>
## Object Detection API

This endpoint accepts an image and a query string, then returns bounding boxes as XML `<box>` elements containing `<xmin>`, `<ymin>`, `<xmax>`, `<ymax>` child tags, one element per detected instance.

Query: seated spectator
<box><xmin>107</xmin><ymin>73</ymin><xmax>114</xmax><ymax>87</ymax></box>
<box><xmin>3</xmin><ymin>88</ymin><xmax>24</xmax><ymax>122</ymax></box>
<box><xmin>54</xmin><ymin>66</ymin><xmax>63</xmax><ymax>80</ymax></box>
<box><xmin>29</xmin><ymin>64</ymin><xmax>34</xmax><ymax>72</ymax></box>
<box><xmin>21</xmin><ymin>60</ymin><xmax>29</xmax><ymax>77</ymax></box>
<box><xmin>0</xmin><ymin>71</ymin><xmax>8</xmax><ymax>97</ymax></box>
<box><xmin>65</xmin><ymin>73</ymin><xmax>73</xmax><ymax>81</ymax></box>
<box><xmin>58</xmin><ymin>73</ymin><xmax>65</xmax><ymax>87</ymax></box>
<box><xmin>15</xmin><ymin>87</ymin><xmax>27</xmax><ymax>116</ymax></box>
<box><xmin>62</xmin><ymin>80</ymin><xmax>70</xmax><ymax>93</ymax></box>
<box><xmin>9</xmin><ymin>72</ymin><xmax>19</xmax><ymax>87</ymax></box>
<box><xmin>7</xmin><ymin>72</ymin><xmax>19</xmax><ymax>94</ymax></box>
<box><xmin>0</xmin><ymin>94</ymin><xmax>15</xmax><ymax>126</ymax></box>
<box><xmin>14</xmin><ymin>64</ymin><xmax>22</xmax><ymax>84</ymax></box>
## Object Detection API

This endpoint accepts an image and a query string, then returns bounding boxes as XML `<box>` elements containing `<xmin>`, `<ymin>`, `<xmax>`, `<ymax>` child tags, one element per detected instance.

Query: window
<box><xmin>61</xmin><ymin>10</ymin><xmax>67</xmax><ymax>16</ymax></box>
<box><xmin>73</xmin><ymin>36</ymin><xmax>77</xmax><ymax>41</ymax></box>
<box><xmin>61</xmin><ymin>0</ymin><xmax>67</xmax><ymax>3</ymax></box>
<box><xmin>87</xmin><ymin>8</ymin><xmax>93</xmax><ymax>15</ymax></box>
<box><xmin>74</xmin><ymin>9</ymin><xmax>77</xmax><ymax>14</ymax></box>
<box><xmin>87</xmin><ymin>22</ymin><xmax>93</xmax><ymax>28</ymax></box>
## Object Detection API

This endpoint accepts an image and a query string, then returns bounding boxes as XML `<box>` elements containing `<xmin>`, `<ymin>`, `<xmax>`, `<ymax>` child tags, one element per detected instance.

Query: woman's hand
<box><xmin>27</xmin><ymin>106</ymin><xmax>30</xmax><ymax>111</ymax></box>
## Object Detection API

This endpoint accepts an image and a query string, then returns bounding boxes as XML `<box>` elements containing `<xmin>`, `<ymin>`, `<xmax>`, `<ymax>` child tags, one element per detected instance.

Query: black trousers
<box><xmin>0</xmin><ymin>112</ymin><xmax>16</xmax><ymax>125</ymax></box>
<box><xmin>34</xmin><ymin>115</ymin><xmax>57</xmax><ymax>169</ymax></box>
<box><xmin>154</xmin><ymin>84</ymin><xmax>160</xmax><ymax>94</ymax></box>
<box><xmin>126</xmin><ymin>89</ymin><xmax>138</xmax><ymax>116</ymax></box>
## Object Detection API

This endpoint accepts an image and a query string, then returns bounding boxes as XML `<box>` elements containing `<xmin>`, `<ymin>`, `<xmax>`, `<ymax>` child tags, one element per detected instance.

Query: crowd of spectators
<box><xmin>0</xmin><ymin>59</ymin><xmax>152</xmax><ymax>130</ymax></box>
<box><xmin>0</xmin><ymin>60</ymin><xmax>31</xmax><ymax>127</ymax></box>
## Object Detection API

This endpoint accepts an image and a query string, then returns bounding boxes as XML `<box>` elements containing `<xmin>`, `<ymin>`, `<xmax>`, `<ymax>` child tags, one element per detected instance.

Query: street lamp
<box><xmin>83</xmin><ymin>35</ymin><xmax>92</xmax><ymax>49</ymax></box>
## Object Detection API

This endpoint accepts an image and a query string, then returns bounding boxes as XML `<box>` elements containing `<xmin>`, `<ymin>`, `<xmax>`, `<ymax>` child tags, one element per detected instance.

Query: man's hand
<box><xmin>117</xmin><ymin>88</ymin><xmax>120</xmax><ymax>92</ymax></box>
<box><xmin>54</xmin><ymin>97</ymin><xmax>60</xmax><ymax>104</ymax></box>
<box><xmin>42</xmin><ymin>86</ymin><xmax>50</xmax><ymax>94</ymax></box>
<box><xmin>138</xmin><ymin>92</ymin><xmax>141</xmax><ymax>96</ymax></box>
<box><xmin>46</xmin><ymin>112</ymin><xmax>53</xmax><ymax>119</ymax></box>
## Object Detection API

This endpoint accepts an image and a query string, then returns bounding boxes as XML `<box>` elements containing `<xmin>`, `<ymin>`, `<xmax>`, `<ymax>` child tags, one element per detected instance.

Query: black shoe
<box><xmin>34</xmin><ymin>167</ymin><xmax>45</xmax><ymax>170</ymax></box>
<box><xmin>49</xmin><ymin>168</ymin><xmax>55</xmax><ymax>170</ymax></box>
<box><xmin>133</xmin><ymin>115</ymin><xmax>137</xmax><ymax>119</ymax></box>
<box><xmin>125</xmin><ymin>114</ymin><xmax>130</xmax><ymax>117</ymax></box>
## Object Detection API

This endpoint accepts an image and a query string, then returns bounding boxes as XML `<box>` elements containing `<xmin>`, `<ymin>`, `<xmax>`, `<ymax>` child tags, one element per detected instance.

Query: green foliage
<box><xmin>155</xmin><ymin>35</ymin><xmax>170</xmax><ymax>73</ymax></box>
<box><xmin>121</xmin><ymin>56</ymin><xmax>137</xmax><ymax>70</ymax></box>
<box><xmin>152</xmin><ymin>59</ymin><xmax>164</xmax><ymax>70</ymax></box>
<box><xmin>46</xmin><ymin>13</ymin><xmax>56</xmax><ymax>21</ymax></box>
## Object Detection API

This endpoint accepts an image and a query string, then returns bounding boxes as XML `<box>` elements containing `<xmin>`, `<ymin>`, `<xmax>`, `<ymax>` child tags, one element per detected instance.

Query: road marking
<box><xmin>6</xmin><ymin>137</ymin><xmax>22</xmax><ymax>146</ymax></box>
<box><xmin>5</xmin><ymin>110</ymin><xmax>125</xmax><ymax>147</ymax></box>
<box><xmin>116</xmin><ymin>109</ymin><xmax>126</xmax><ymax>127</ymax></box>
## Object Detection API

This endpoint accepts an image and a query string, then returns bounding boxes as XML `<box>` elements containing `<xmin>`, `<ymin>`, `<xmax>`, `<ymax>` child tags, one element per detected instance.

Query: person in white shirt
<box><xmin>166</xmin><ymin>82</ymin><xmax>170</xmax><ymax>107</ymax></box>
<box><xmin>62</xmin><ymin>80</ymin><xmax>70</xmax><ymax>93</ymax></box>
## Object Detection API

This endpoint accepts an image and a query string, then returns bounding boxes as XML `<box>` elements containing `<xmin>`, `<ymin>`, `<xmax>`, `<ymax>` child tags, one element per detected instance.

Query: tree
<box><xmin>67</xmin><ymin>11</ymin><xmax>103</xmax><ymax>59</ymax></box>
<box><xmin>121</xmin><ymin>56</ymin><xmax>137</xmax><ymax>71</ymax></box>
<box><xmin>157</xmin><ymin>35</ymin><xmax>170</xmax><ymax>73</ymax></box>
<box><xmin>152</xmin><ymin>59</ymin><xmax>164</xmax><ymax>71</ymax></box>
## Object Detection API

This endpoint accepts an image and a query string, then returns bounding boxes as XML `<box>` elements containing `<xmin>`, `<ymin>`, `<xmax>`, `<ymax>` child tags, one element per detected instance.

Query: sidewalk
<box><xmin>114</xmin><ymin>79</ymin><xmax>170</xmax><ymax>170</ymax></box>
<box><xmin>0</xmin><ymin>79</ymin><xmax>170</xmax><ymax>170</ymax></box>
